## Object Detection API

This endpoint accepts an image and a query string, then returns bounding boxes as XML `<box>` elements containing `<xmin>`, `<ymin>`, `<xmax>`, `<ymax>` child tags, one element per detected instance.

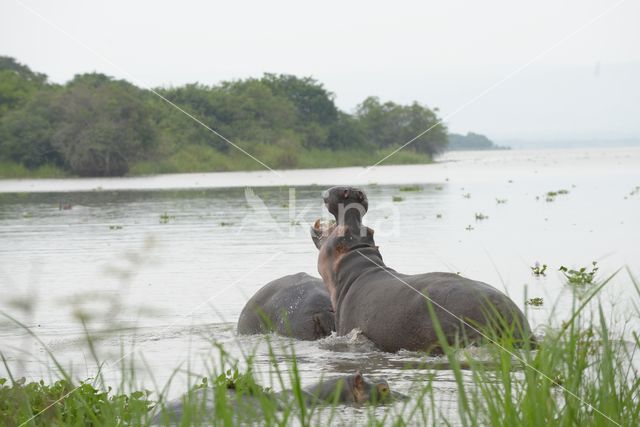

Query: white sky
<box><xmin>1</xmin><ymin>0</ymin><xmax>639</xmax><ymax>141</ymax></box>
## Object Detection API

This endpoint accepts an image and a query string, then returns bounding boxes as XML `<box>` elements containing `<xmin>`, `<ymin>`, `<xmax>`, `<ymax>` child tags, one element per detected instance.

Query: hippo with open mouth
<box><xmin>237</xmin><ymin>272</ymin><xmax>335</xmax><ymax>340</ymax></box>
<box><xmin>310</xmin><ymin>186</ymin><xmax>534</xmax><ymax>354</ymax></box>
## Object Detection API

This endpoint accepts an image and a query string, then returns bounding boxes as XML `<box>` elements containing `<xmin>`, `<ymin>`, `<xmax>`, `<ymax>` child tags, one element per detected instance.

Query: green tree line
<box><xmin>0</xmin><ymin>56</ymin><xmax>448</xmax><ymax>177</ymax></box>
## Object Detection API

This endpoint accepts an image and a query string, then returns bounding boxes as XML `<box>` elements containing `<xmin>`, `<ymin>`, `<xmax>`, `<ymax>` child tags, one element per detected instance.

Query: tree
<box><xmin>153</xmin><ymin>83</ymin><xmax>231</xmax><ymax>154</ymax></box>
<box><xmin>51</xmin><ymin>74</ymin><xmax>156</xmax><ymax>176</ymax></box>
<box><xmin>326</xmin><ymin>112</ymin><xmax>368</xmax><ymax>150</ymax></box>
<box><xmin>261</xmin><ymin>73</ymin><xmax>338</xmax><ymax>125</ymax></box>
<box><xmin>155</xmin><ymin>79</ymin><xmax>299</xmax><ymax>153</ymax></box>
<box><xmin>0</xmin><ymin>90</ymin><xmax>63</xmax><ymax>168</ymax></box>
<box><xmin>0</xmin><ymin>56</ymin><xmax>47</xmax><ymax>117</ymax></box>
<box><xmin>216</xmin><ymin>78</ymin><xmax>298</xmax><ymax>144</ymax></box>
<box><xmin>355</xmin><ymin>97</ymin><xmax>447</xmax><ymax>156</ymax></box>
<box><xmin>260</xmin><ymin>74</ymin><xmax>340</xmax><ymax>149</ymax></box>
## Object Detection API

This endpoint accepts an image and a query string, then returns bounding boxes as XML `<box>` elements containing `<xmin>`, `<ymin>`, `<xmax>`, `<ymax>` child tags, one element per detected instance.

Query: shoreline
<box><xmin>0</xmin><ymin>146</ymin><xmax>638</xmax><ymax>194</ymax></box>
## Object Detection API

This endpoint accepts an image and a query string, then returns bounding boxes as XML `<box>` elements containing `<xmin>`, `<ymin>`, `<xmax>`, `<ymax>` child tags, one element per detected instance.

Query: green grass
<box><xmin>1</xmin><ymin>144</ymin><xmax>434</xmax><ymax>179</ymax></box>
<box><xmin>1</xmin><ymin>270</ymin><xmax>639</xmax><ymax>426</ymax></box>
<box><xmin>0</xmin><ymin>162</ymin><xmax>67</xmax><ymax>179</ymax></box>
<box><xmin>129</xmin><ymin>144</ymin><xmax>433</xmax><ymax>176</ymax></box>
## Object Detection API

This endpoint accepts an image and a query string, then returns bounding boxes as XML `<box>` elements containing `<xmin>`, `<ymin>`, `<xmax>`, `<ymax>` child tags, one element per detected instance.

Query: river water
<box><xmin>1</xmin><ymin>147</ymin><xmax>639</xmax><ymax>424</ymax></box>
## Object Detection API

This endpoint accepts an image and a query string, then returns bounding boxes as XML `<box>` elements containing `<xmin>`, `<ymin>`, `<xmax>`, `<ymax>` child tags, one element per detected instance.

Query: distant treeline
<box><xmin>447</xmin><ymin>132</ymin><xmax>508</xmax><ymax>151</ymax></box>
<box><xmin>0</xmin><ymin>56</ymin><xmax>455</xmax><ymax>177</ymax></box>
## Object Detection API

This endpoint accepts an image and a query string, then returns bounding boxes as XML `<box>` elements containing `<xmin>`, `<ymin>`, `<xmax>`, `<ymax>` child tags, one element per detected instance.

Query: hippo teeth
<box><xmin>314</xmin><ymin>218</ymin><xmax>336</xmax><ymax>230</ymax></box>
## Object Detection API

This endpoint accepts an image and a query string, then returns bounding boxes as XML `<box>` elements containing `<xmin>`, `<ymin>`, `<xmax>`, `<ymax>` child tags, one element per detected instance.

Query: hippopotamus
<box><xmin>237</xmin><ymin>272</ymin><xmax>335</xmax><ymax>340</ymax></box>
<box><xmin>310</xmin><ymin>186</ymin><xmax>534</xmax><ymax>354</ymax></box>
<box><xmin>280</xmin><ymin>370</ymin><xmax>395</xmax><ymax>405</ymax></box>
<box><xmin>152</xmin><ymin>371</ymin><xmax>400</xmax><ymax>425</ymax></box>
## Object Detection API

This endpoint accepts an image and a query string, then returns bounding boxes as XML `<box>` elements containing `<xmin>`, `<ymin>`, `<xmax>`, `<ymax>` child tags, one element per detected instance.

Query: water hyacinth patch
<box><xmin>399</xmin><ymin>185</ymin><xmax>422</xmax><ymax>192</ymax></box>
<box><xmin>531</xmin><ymin>263</ymin><xmax>548</xmax><ymax>276</ymax></box>
<box><xmin>525</xmin><ymin>297</ymin><xmax>544</xmax><ymax>306</ymax></box>
<box><xmin>559</xmin><ymin>261</ymin><xmax>599</xmax><ymax>286</ymax></box>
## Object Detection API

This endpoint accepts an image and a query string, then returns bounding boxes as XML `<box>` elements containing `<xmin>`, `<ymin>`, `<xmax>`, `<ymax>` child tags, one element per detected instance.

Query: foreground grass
<box><xmin>1</xmin><ymin>271</ymin><xmax>639</xmax><ymax>426</ymax></box>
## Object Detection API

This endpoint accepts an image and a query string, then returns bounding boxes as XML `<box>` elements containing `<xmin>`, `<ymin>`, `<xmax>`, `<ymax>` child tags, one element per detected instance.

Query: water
<box><xmin>1</xmin><ymin>147</ymin><xmax>639</xmax><ymax>423</ymax></box>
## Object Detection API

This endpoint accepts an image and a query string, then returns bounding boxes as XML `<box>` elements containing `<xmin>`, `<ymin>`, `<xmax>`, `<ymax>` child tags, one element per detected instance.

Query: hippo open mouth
<box><xmin>322</xmin><ymin>186</ymin><xmax>368</xmax><ymax>219</ymax></box>
<box><xmin>321</xmin><ymin>186</ymin><xmax>368</xmax><ymax>230</ymax></box>
<box><xmin>311</xmin><ymin>218</ymin><xmax>335</xmax><ymax>249</ymax></box>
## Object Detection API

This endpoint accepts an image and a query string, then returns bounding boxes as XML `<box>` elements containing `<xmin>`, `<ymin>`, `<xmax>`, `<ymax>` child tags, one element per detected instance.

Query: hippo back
<box><xmin>335</xmin><ymin>251</ymin><xmax>533</xmax><ymax>353</ymax></box>
<box><xmin>237</xmin><ymin>272</ymin><xmax>335</xmax><ymax>340</ymax></box>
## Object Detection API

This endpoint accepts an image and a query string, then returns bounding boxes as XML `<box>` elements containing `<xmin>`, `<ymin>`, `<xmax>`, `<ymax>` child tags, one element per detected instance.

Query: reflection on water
<box><xmin>1</xmin><ymin>147</ymin><xmax>639</xmax><ymax>421</ymax></box>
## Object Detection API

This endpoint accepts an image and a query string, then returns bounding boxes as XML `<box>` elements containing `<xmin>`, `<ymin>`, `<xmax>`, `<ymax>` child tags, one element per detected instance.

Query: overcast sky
<box><xmin>2</xmin><ymin>0</ymin><xmax>639</xmax><ymax>142</ymax></box>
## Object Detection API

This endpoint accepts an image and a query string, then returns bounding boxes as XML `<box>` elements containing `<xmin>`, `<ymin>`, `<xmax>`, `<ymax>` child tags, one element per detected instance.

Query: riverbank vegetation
<box><xmin>1</xmin><ymin>269</ymin><xmax>638</xmax><ymax>426</ymax></box>
<box><xmin>0</xmin><ymin>56</ymin><xmax>445</xmax><ymax>178</ymax></box>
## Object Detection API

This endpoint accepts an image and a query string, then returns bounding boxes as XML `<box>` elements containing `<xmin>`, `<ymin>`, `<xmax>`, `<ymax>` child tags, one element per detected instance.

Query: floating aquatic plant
<box><xmin>544</xmin><ymin>189</ymin><xmax>570</xmax><ymax>202</ymax></box>
<box><xmin>525</xmin><ymin>297</ymin><xmax>544</xmax><ymax>307</ymax></box>
<box><xmin>559</xmin><ymin>261</ymin><xmax>599</xmax><ymax>286</ymax></box>
<box><xmin>399</xmin><ymin>185</ymin><xmax>422</xmax><ymax>192</ymax></box>
<box><xmin>392</xmin><ymin>196</ymin><xmax>404</xmax><ymax>202</ymax></box>
<box><xmin>531</xmin><ymin>263</ymin><xmax>547</xmax><ymax>276</ymax></box>
<box><xmin>159</xmin><ymin>212</ymin><xmax>175</xmax><ymax>224</ymax></box>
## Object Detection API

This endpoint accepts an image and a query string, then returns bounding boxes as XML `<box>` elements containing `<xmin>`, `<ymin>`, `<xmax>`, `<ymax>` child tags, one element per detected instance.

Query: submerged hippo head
<box><xmin>305</xmin><ymin>370</ymin><xmax>393</xmax><ymax>404</ymax></box>
<box><xmin>311</xmin><ymin>187</ymin><xmax>376</xmax><ymax>307</ymax></box>
<box><xmin>355</xmin><ymin>372</ymin><xmax>392</xmax><ymax>404</ymax></box>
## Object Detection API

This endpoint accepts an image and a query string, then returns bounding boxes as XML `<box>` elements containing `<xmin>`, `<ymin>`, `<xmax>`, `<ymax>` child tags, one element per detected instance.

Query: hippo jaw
<box><xmin>311</xmin><ymin>218</ymin><xmax>335</xmax><ymax>250</ymax></box>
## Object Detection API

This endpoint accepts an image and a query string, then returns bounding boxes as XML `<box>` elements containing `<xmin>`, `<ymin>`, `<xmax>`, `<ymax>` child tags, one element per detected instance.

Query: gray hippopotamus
<box><xmin>310</xmin><ymin>186</ymin><xmax>534</xmax><ymax>354</ymax></box>
<box><xmin>152</xmin><ymin>371</ymin><xmax>399</xmax><ymax>425</ymax></box>
<box><xmin>237</xmin><ymin>272</ymin><xmax>335</xmax><ymax>340</ymax></box>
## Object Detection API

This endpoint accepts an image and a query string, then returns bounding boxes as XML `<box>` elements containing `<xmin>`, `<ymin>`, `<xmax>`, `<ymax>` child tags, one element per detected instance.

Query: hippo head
<box><xmin>339</xmin><ymin>371</ymin><xmax>392</xmax><ymax>404</ymax></box>
<box><xmin>311</xmin><ymin>186</ymin><xmax>376</xmax><ymax>307</ymax></box>
<box><xmin>354</xmin><ymin>372</ymin><xmax>392</xmax><ymax>404</ymax></box>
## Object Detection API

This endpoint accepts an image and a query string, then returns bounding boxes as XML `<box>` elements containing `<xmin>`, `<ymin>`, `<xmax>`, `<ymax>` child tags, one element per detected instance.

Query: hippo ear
<box><xmin>354</xmin><ymin>370</ymin><xmax>364</xmax><ymax>390</ymax></box>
